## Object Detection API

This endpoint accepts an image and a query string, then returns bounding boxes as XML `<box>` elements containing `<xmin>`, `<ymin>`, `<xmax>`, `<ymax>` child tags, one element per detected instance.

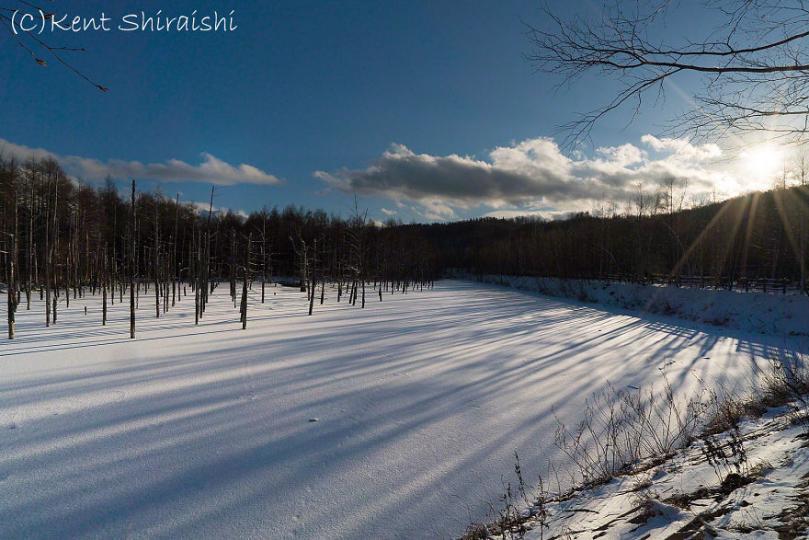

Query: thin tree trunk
<box><xmin>7</xmin><ymin>169</ymin><xmax>17</xmax><ymax>339</ymax></box>
<box><xmin>195</xmin><ymin>228</ymin><xmax>201</xmax><ymax>325</ymax></box>
<box><xmin>102</xmin><ymin>244</ymin><xmax>108</xmax><ymax>326</ymax></box>
<box><xmin>308</xmin><ymin>239</ymin><xmax>317</xmax><ymax>316</ymax></box>
<box><xmin>261</xmin><ymin>217</ymin><xmax>266</xmax><ymax>303</ymax></box>
<box><xmin>241</xmin><ymin>265</ymin><xmax>248</xmax><ymax>329</ymax></box>
<box><xmin>130</xmin><ymin>180</ymin><xmax>136</xmax><ymax>339</ymax></box>
<box><xmin>26</xmin><ymin>179</ymin><xmax>33</xmax><ymax>310</ymax></box>
<box><xmin>173</xmin><ymin>193</ymin><xmax>179</xmax><ymax>307</ymax></box>
<box><xmin>154</xmin><ymin>199</ymin><xmax>160</xmax><ymax>319</ymax></box>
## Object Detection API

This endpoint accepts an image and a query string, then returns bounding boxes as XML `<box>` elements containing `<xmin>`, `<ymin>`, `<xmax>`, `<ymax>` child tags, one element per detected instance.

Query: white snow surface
<box><xmin>471</xmin><ymin>274</ymin><xmax>809</xmax><ymax>337</ymax></box>
<box><xmin>520</xmin><ymin>404</ymin><xmax>809</xmax><ymax>539</ymax></box>
<box><xmin>0</xmin><ymin>280</ymin><xmax>806</xmax><ymax>539</ymax></box>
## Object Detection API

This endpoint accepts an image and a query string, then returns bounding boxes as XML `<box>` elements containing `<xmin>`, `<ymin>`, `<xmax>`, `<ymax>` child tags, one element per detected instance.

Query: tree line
<box><xmin>410</xmin><ymin>184</ymin><xmax>809</xmax><ymax>290</ymax></box>
<box><xmin>0</xmin><ymin>156</ymin><xmax>438</xmax><ymax>339</ymax></box>
<box><xmin>2</xmin><ymin>156</ymin><xmax>808</xmax><ymax>340</ymax></box>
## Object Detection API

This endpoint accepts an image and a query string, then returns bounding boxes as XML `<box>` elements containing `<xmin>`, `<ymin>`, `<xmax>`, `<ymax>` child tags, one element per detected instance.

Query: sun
<box><xmin>741</xmin><ymin>143</ymin><xmax>784</xmax><ymax>181</ymax></box>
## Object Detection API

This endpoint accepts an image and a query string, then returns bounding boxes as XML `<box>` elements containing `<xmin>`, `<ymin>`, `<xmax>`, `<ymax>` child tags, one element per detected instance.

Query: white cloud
<box><xmin>0</xmin><ymin>139</ymin><xmax>280</xmax><ymax>186</ymax></box>
<box><xmin>595</xmin><ymin>143</ymin><xmax>645</xmax><ymax>167</ymax></box>
<box><xmin>189</xmin><ymin>201</ymin><xmax>248</xmax><ymax>219</ymax></box>
<box><xmin>420</xmin><ymin>199</ymin><xmax>456</xmax><ymax>221</ymax></box>
<box><xmin>641</xmin><ymin>134</ymin><xmax>721</xmax><ymax>160</ymax></box>
<box><xmin>315</xmin><ymin>135</ymin><xmax>747</xmax><ymax>220</ymax></box>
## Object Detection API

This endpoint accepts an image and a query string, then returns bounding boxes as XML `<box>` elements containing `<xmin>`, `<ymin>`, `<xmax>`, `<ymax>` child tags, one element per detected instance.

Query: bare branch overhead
<box><xmin>528</xmin><ymin>0</ymin><xmax>809</xmax><ymax>144</ymax></box>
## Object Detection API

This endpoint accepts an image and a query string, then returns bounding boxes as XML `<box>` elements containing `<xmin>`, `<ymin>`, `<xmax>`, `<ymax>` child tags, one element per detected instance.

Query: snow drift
<box><xmin>471</xmin><ymin>274</ymin><xmax>809</xmax><ymax>337</ymax></box>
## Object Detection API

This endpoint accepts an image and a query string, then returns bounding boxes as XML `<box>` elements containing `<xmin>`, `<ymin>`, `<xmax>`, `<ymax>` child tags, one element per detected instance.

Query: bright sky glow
<box><xmin>740</xmin><ymin>144</ymin><xmax>786</xmax><ymax>186</ymax></box>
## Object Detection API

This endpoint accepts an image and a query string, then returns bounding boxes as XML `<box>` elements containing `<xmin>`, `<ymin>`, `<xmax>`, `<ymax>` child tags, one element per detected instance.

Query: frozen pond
<box><xmin>0</xmin><ymin>280</ymin><xmax>804</xmax><ymax>538</ymax></box>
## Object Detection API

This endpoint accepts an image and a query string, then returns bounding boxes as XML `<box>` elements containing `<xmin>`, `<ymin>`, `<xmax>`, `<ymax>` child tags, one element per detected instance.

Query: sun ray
<box><xmin>771</xmin><ymin>187</ymin><xmax>806</xmax><ymax>280</ymax></box>
<box><xmin>670</xmin><ymin>197</ymin><xmax>738</xmax><ymax>277</ymax></box>
<box><xmin>711</xmin><ymin>197</ymin><xmax>749</xmax><ymax>281</ymax></box>
<box><xmin>740</xmin><ymin>191</ymin><xmax>761</xmax><ymax>279</ymax></box>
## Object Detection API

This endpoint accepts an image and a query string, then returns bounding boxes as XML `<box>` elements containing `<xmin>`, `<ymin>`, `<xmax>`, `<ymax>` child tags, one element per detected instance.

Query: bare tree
<box><xmin>172</xmin><ymin>193</ymin><xmax>180</xmax><ymax>307</ymax></box>
<box><xmin>154</xmin><ymin>195</ymin><xmax>161</xmax><ymax>318</ymax></box>
<box><xmin>290</xmin><ymin>230</ymin><xmax>308</xmax><ymax>293</ymax></box>
<box><xmin>26</xmin><ymin>169</ymin><xmax>34</xmax><ymax>310</ymax></box>
<box><xmin>129</xmin><ymin>180</ymin><xmax>136</xmax><ymax>339</ymax></box>
<box><xmin>529</xmin><ymin>1</ymin><xmax>809</xmax><ymax>145</ymax></box>
<box><xmin>308</xmin><ymin>238</ymin><xmax>317</xmax><ymax>316</ymax></box>
<box><xmin>0</xmin><ymin>159</ymin><xmax>439</xmax><ymax>338</ymax></box>
<box><xmin>257</xmin><ymin>208</ymin><xmax>269</xmax><ymax>303</ymax></box>
<box><xmin>4</xmin><ymin>158</ymin><xmax>18</xmax><ymax>338</ymax></box>
<box><xmin>240</xmin><ymin>233</ymin><xmax>250</xmax><ymax>329</ymax></box>
<box><xmin>1</xmin><ymin>2</ymin><xmax>108</xmax><ymax>92</ymax></box>
<box><xmin>102</xmin><ymin>243</ymin><xmax>108</xmax><ymax>325</ymax></box>
<box><xmin>347</xmin><ymin>195</ymin><xmax>368</xmax><ymax>308</ymax></box>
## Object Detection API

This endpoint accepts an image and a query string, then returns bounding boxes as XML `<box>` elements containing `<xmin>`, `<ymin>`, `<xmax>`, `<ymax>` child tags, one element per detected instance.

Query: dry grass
<box><xmin>461</xmin><ymin>359</ymin><xmax>809</xmax><ymax>540</ymax></box>
<box><xmin>552</xmin><ymin>376</ymin><xmax>708</xmax><ymax>488</ymax></box>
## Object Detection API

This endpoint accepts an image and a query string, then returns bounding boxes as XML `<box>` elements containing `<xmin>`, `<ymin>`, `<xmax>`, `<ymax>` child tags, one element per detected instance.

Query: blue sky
<box><xmin>2</xmin><ymin>0</ymin><xmax>766</xmax><ymax>222</ymax></box>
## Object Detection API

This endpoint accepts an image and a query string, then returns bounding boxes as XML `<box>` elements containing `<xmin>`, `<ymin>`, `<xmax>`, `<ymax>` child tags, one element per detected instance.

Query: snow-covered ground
<box><xmin>0</xmin><ymin>280</ymin><xmax>806</xmax><ymax>539</ymax></box>
<box><xmin>473</xmin><ymin>274</ymin><xmax>809</xmax><ymax>337</ymax></box>
<box><xmin>517</xmin><ymin>403</ymin><xmax>809</xmax><ymax>539</ymax></box>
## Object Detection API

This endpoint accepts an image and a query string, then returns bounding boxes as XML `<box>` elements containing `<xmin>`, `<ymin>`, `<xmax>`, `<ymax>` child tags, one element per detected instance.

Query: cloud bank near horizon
<box><xmin>0</xmin><ymin>134</ymin><xmax>774</xmax><ymax>223</ymax></box>
<box><xmin>316</xmin><ymin>135</ymin><xmax>758</xmax><ymax>221</ymax></box>
<box><xmin>0</xmin><ymin>139</ymin><xmax>281</xmax><ymax>186</ymax></box>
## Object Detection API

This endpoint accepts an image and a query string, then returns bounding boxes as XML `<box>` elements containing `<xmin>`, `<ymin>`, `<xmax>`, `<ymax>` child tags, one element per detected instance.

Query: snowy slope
<box><xmin>472</xmin><ymin>274</ymin><xmax>809</xmax><ymax>337</ymax></box>
<box><xmin>515</xmin><ymin>404</ymin><xmax>809</xmax><ymax>539</ymax></box>
<box><xmin>0</xmin><ymin>280</ymin><xmax>806</xmax><ymax>539</ymax></box>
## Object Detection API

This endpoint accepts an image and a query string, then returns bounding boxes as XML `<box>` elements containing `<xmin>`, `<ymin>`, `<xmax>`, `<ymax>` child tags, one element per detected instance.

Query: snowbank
<box><xmin>510</xmin><ymin>403</ymin><xmax>809</xmax><ymax>539</ymax></box>
<box><xmin>471</xmin><ymin>274</ymin><xmax>809</xmax><ymax>337</ymax></box>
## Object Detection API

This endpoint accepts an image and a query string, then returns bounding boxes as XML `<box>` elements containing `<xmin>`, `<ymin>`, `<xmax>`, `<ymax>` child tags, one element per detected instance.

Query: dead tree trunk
<box><xmin>337</xmin><ymin>262</ymin><xmax>342</xmax><ymax>302</ymax></box>
<box><xmin>241</xmin><ymin>233</ymin><xmax>251</xmax><ymax>329</ymax></box>
<box><xmin>201</xmin><ymin>187</ymin><xmax>214</xmax><ymax>317</ymax></box>
<box><xmin>261</xmin><ymin>215</ymin><xmax>267</xmax><ymax>303</ymax></box>
<box><xmin>308</xmin><ymin>239</ymin><xmax>317</xmax><ymax>316</ymax></box>
<box><xmin>102</xmin><ymin>244</ymin><xmax>108</xmax><ymax>326</ymax></box>
<box><xmin>129</xmin><ymin>180</ymin><xmax>136</xmax><ymax>339</ymax></box>
<box><xmin>230</xmin><ymin>228</ymin><xmax>237</xmax><ymax>307</ymax></box>
<box><xmin>26</xmin><ymin>178</ymin><xmax>33</xmax><ymax>310</ymax></box>
<box><xmin>173</xmin><ymin>193</ymin><xmax>179</xmax><ymax>307</ymax></box>
<box><xmin>154</xmin><ymin>198</ymin><xmax>160</xmax><ymax>319</ymax></box>
<box><xmin>7</xmin><ymin>167</ymin><xmax>18</xmax><ymax>339</ymax></box>
<box><xmin>44</xmin><ymin>174</ymin><xmax>58</xmax><ymax>327</ymax></box>
<box><xmin>195</xmin><ymin>228</ymin><xmax>201</xmax><ymax>325</ymax></box>
<box><xmin>241</xmin><ymin>265</ymin><xmax>248</xmax><ymax>329</ymax></box>
<box><xmin>51</xmin><ymin>178</ymin><xmax>59</xmax><ymax>325</ymax></box>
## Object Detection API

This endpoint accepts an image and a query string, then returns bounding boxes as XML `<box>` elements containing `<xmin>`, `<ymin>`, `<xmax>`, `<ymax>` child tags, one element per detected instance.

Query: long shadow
<box><xmin>0</xmin><ymin>280</ymin><xmax>806</xmax><ymax>538</ymax></box>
